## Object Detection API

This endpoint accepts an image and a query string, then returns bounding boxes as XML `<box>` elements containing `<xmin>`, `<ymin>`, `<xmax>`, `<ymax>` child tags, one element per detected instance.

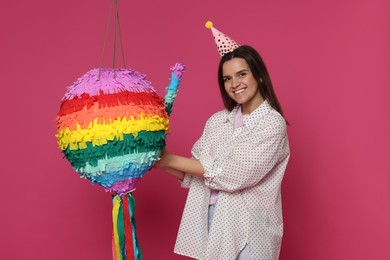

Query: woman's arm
<box><xmin>199</xmin><ymin>121</ymin><xmax>289</xmax><ymax>192</ymax></box>
<box><xmin>155</xmin><ymin>149</ymin><xmax>205</xmax><ymax>178</ymax></box>
<box><xmin>158</xmin><ymin>165</ymin><xmax>185</xmax><ymax>180</ymax></box>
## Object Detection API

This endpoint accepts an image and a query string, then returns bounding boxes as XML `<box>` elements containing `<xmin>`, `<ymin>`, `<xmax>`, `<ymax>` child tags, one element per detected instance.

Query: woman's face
<box><xmin>222</xmin><ymin>57</ymin><xmax>264</xmax><ymax>114</ymax></box>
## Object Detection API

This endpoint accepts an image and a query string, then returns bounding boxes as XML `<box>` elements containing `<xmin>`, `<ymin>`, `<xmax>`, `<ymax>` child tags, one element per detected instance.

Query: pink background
<box><xmin>1</xmin><ymin>0</ymin><xmax>389</xmax><ymax>259</ymax></box>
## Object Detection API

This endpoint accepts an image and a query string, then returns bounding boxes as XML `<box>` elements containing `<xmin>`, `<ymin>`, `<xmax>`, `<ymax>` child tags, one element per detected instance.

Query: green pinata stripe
<box><xmin>63</xmin><ymin>130</ymin><xmax>166</xmax><ymax>169</ymax></box>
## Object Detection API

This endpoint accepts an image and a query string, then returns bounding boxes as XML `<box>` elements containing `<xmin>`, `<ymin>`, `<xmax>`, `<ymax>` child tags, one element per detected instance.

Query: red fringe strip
<box><xmin>58</xmin><ymin>91</ymin><xmax>164</xmax><ymax>117</ymax></box>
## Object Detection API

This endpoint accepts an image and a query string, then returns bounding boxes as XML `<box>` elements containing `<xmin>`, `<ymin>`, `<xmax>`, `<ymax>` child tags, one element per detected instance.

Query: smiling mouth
<box><xmin>233</xmin><ymin>89</ymin><xmax>245</xmax><ymax>94</ymax></box>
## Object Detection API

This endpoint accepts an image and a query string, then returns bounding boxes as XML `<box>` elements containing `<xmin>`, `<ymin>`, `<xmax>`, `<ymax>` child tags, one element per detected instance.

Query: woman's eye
<box><xmin>223</xmin><ymin>78</ymin><xmax>231</xmax><ymax>82</ymax></box>
<box><xmin>240</xmin><ymin>72</ymin><xmax>247</xmax><ymax>77</ymax></box>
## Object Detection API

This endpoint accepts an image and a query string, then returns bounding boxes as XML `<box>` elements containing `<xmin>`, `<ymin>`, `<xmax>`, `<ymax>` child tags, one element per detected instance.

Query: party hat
<box><xmin>205</xmin><ymin>21</ymin><xmax>240</xmax><ymax>57</ymax></box>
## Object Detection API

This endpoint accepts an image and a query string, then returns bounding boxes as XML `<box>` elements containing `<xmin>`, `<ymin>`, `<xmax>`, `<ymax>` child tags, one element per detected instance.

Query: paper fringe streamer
<box><xmin>112</xmin><ymin>193</ymin><xmax>142</xmax><ymax>260</ymax></box>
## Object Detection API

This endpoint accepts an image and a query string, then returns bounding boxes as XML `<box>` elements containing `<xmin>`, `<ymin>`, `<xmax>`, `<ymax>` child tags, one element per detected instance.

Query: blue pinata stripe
<box><xmin>90</xmin><ymin>163</ymin><xmax>152</xmax><ymax>187</ymax></box>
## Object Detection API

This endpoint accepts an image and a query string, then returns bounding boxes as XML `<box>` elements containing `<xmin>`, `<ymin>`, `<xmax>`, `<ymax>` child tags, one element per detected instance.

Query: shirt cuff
<box><xmin>179</xmin><ymin>173</ymin><xmax>192</xmax><ymax>188</ymax></box>
<box><xmin>199</xmin><ymin>155</ymin><xmax>222</xmax><ymax>186</ymax></box>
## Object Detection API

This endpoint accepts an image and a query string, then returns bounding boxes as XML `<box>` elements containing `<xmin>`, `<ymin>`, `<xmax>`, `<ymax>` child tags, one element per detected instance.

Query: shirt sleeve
<box><xmin>181</xmin><ymin>115</ymin><xmax>214</xmax><ymax>189</ymax></box>
<box><xmin>179</xmin><ymin>173</ymin><xmax>193</xmax><ymax>188</ymax></box>
<box><xmin>199</xmin><ymin>120</ymin><xmax>289</xmax><ymax>192</ymax></box>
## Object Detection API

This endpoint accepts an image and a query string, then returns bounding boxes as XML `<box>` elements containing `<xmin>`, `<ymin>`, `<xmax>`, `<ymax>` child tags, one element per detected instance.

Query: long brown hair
<box><xmin>217</xmin><ymin>45</ymin><xmax>287</xmax><ymax>123</ymax></box>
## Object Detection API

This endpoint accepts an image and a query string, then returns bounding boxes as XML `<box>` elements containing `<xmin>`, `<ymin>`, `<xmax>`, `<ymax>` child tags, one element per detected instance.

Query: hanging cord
<box><xmin>98</xmin><ymin>0</ymin><xmax>126</xmax><ymax>79</ymax></box>
<box><xmin>116</xmin><ymin>0</ymin><xmax>126</xmax><ymax>69</ymax></box>
<box><xmin>98</xmin><ymin>0</ymin><xmax>114</xmax><ymax>79</ymax></box>
<box><xmin>112</xmin><ymin>0</ymin><xmax>118</xmax><ymax>76</ymax></box>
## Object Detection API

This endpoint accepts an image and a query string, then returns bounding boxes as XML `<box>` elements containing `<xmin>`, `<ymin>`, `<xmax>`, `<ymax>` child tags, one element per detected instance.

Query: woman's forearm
<box><xmin>166</xmin><ymin>154</ymin><xmax>204</xmax><ymax>178</ymax></box>
<box><xmin>156</xmin><ymin>149</ymin><xmax>205</xmax><ymax>178</ymax></box>
<box><xmin>160</xmin><ymin>166</ymin><xmax>185</xmax><ymax>181</ymax></box>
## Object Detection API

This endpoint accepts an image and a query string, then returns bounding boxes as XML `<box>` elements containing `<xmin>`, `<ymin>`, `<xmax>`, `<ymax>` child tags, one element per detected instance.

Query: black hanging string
<box><xmin>116</xmin><ymin>0</ymin><xmax>126</xmax><ymax>69</ymax></box>
<box><xmin>98</xmin><ymin>0</ymin><xmax>126</xmax><ymax>79</ymax></box>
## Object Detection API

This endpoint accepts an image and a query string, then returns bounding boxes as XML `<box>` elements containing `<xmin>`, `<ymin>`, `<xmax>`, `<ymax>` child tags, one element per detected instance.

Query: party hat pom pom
<box><xmin>205</xmin><ymin>21</ymin><xmax>213</xmax><ymax>29</ymax></box>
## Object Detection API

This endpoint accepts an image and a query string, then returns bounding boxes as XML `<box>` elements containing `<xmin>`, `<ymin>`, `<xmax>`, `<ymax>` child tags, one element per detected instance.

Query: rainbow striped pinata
<box><xmin>55</xmin><ymin>63</ymin><xmax>185</xmax><ymax>260</ymax></box>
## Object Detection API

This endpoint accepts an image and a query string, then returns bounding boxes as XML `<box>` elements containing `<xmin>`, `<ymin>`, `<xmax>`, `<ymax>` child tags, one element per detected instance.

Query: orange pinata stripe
<box><xmin>56</xmin><ymin>102</ymin><xmax>168</xmax><ymax>131</ymax></box>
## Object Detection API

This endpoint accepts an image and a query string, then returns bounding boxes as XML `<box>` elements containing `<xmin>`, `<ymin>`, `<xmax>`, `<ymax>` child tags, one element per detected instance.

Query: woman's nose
<box><xmin>231</xmin><ymin>78</ymin><xmax>240</xmax><ymax>88</ymax></box>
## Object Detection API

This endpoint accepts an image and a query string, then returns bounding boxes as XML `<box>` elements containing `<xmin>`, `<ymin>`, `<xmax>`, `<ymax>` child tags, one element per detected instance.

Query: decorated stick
<box><xmin>164</xmin><ymin>63</ymin><xmax>185</xmax><ymax>116</ymax></box>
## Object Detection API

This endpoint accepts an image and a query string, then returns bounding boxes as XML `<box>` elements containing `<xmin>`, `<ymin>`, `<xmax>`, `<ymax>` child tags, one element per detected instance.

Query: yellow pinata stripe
<box><xmin>56</xmin><ymin>115</ymin><xmax>169</xmax><ymax>150</ymax></box>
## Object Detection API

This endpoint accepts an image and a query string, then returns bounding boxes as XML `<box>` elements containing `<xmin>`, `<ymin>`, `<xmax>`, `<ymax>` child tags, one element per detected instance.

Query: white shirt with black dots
<box><xmin>174</xmin><ymin>100</ymin><xmax>290</xmax><ymax>260</ymax></box>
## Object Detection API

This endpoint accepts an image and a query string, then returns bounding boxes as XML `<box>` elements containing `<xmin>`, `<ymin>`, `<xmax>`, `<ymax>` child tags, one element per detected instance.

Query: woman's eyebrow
<box><xmin>236</xmin><ymin>69</ymin><xmax>249</xmax><ymax>74</ymax></box>
<box><xmin>223</xmin><ymin>69</ymin><xmax>249</xmax><ymax>77</ymax></box>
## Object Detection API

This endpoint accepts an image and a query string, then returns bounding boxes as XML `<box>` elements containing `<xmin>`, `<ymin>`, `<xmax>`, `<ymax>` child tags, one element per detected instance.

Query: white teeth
<box><xmin>234</xmin><ymin>89</ymin><xmax>245</xmax><ymax>94</ymax></box>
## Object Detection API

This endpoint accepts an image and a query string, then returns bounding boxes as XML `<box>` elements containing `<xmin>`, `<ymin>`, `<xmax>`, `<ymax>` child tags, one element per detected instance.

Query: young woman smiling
<box><xmin>155</xmin><ymin>45</ymin><xmax>290</xmax><ymax>260</ymax></box>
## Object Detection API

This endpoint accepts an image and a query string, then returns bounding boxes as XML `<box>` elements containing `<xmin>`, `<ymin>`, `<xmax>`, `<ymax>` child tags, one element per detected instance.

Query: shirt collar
<box><xmin>227</xmin><ymin>99</ymin><xmax>272</xmax><ymax>129</ymax></box>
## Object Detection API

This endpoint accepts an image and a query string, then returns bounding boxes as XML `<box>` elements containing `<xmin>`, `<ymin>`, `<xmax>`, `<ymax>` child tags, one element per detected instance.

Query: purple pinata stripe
<box><xmin>103</xmin><ymin>178</ymin><xmax>142</xmax><ymax>194</ymax></box>
<box><xmin>63</xmin><ymin>68</ymin><xmax>156</xmax><ymax>100</ymax></box>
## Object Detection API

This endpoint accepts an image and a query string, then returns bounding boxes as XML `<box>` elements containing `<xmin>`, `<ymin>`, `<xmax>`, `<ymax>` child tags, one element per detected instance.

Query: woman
<box><xmin>155</xmin><ymin>45</ymin><xmax>290</xmax><ymax>260</ymax></box>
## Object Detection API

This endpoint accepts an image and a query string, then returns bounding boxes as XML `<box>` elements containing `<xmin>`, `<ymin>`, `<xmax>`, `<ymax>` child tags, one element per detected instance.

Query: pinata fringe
<box><xmin>56</xmin><ymin>116</ymin><xmax>169</xmax><ymax>151</ymax></box>
<box><xmin>63</xmin><ymin>131</ymin><xmax>166</xmax><ymax>169</ymax></box>
<box><xmin>58</xmin><ymin>91</ymin><xmax>164</xmax><ymax>117</ymax></box>
<box><xmin>90</xmin><ymin>161</ymin><xmax>153</xmax><ymax>187</ymax></box>
<box><xmin>63</xmin><ymin>68</ymin><xmax>155</xmax><ymax>101</ymax></box>
<box><xmin>77</xmin><ymin>150</ymin><xmax>160</xmax><ymax>176</ymax></box>
<box><xmin>57</xmin><ymin>103</ymin><xmax>167</xmax><ymax>131</ymax></box>
<box><xmin>112</xmin><ymin>193</ymin><xmax>142</xmax><ymax>260</ymax></box>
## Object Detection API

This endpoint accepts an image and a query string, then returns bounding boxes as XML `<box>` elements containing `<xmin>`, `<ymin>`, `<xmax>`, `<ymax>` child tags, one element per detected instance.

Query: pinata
<box><xmin>56</xmin><ymin>64</ymin><xmax>184</xmax><ymax>259</ymax></box>
<box><xmin>55</xmin><ymin>2</ymin><xmax>185</xmax><ymax>259</ymax></box>
<box><xmin>56</xmin><ymin>65</ymin><xmax>184</xmax><ymax>194</ymax></box>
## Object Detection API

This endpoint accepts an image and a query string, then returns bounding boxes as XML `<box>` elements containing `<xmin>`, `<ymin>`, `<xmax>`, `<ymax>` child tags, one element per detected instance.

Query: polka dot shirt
<box><xmin>174</xmin><ymin>100</ymin><xmax>290</xmax><ymax>260</ymax></box>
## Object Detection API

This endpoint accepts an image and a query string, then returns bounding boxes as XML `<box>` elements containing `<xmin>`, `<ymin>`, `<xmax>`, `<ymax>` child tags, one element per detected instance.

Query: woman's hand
<box><xmin>154</xmin><ymin>149</ymin><xmax>172</xmax><ymax>169</ymax></box>
<box><xmin>154</xmin><ymin>149</ymin><xmax>185</xmax><ymax>180</ymax></box>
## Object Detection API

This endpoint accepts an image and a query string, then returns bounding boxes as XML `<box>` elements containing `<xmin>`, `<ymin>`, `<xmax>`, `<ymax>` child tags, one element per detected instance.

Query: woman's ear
<box><xmin>260</xmin><ymin>78</ymin><xmax>263</xmax><ymax>83</ymax></box>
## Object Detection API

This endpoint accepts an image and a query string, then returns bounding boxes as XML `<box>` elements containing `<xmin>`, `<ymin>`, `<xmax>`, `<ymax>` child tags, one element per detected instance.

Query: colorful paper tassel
<box><xmin>112</xmin><ymin>193</ymin><xmax>142</xmax><ymax>260</ymax></box>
